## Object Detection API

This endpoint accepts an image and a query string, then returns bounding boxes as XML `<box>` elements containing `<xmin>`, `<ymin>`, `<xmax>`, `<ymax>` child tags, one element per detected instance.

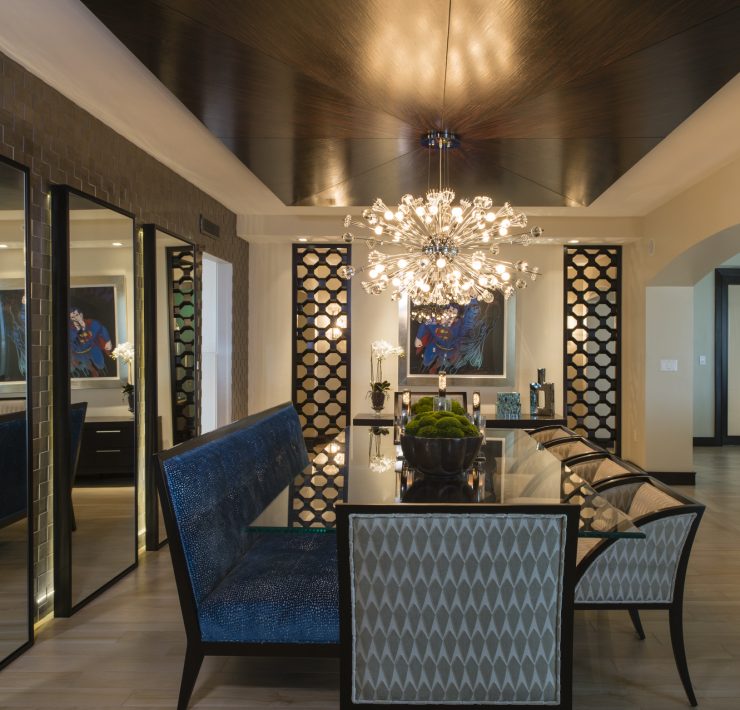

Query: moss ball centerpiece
<box><xmin>401</xmin><ymin>410</ymin><xmax>483</xmax><ymax>479</ymax></box>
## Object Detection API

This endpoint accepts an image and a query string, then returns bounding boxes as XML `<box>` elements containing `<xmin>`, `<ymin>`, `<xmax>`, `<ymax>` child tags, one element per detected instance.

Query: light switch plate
<box><xmin>699</xmin><ymin>355</ymin><xmax>707</xmax><ymax>365</ymax></box>
<box><xmin>660</xmin><ymin>358</ymin><xmax>679</xmax><ymax>372</ymax></box>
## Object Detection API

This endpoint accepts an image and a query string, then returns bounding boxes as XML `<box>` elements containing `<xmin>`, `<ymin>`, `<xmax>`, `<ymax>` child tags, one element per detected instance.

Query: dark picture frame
<box><xmin>68</xmin><ymin>281</ymin><xmax>123</xmax><ymax>381</ymax></box>
<box><xmin>398</xmin><ymin>295</ymin><xmax>516</xmax><ymax>387</ymax></box>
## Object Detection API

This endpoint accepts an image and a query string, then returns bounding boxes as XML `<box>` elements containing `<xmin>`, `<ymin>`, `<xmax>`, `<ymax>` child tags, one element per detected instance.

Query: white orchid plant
<box><xmin>370</xmin><ymin>340</ymin><xmax>405</xmax><ymax>394</ymax></box>
<box><xmin>110</xmin><ymin>341</ymin><xmax>135</xmax><ymax>395</ymax></box>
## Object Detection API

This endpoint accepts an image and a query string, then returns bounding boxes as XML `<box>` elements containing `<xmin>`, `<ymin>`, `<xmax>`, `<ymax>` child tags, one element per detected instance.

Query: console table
<box><xmin>76</xmin><ymin>416</ymin><xmax>135</xmax><ymax>484</ymax></box>
<box><xmin>352</xmin><ymin>412</ymin><xmax>566</xmax><ymax>429</ymax></box>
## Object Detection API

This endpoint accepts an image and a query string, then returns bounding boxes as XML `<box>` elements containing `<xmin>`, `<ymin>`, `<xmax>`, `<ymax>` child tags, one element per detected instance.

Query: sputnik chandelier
<box><xmin>338</xmin><ymin>131</ymin><xmax>542</xmax><ymax>321</ymax></box>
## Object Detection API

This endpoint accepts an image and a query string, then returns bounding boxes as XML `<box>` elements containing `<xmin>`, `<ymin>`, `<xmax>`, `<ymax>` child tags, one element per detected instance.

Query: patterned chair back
<box><xmin>157</xmin><ymin>403</ymin><xmax>309</xmax><ymax>609</ymax></box>
<box><xmin>337</xmin><ymin>504</ymin><xmax>579</xmax><ymax>709</ymax></box>
<box><xmin>575</xmin><ymin>477</ymin><xmax>704</xmax><ymax>604</ymax></box>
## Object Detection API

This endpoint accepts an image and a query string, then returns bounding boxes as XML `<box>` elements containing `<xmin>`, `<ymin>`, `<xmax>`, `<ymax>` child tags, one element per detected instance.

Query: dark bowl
<box><xmin>402</xmin><ymin>477</ymin><xmax>476</xmax><ymax>503</ymax></box>
<box><xmin>400</xmin><ymin>434</ymin><xmax>483</xmax><ymax>479</ymax></box>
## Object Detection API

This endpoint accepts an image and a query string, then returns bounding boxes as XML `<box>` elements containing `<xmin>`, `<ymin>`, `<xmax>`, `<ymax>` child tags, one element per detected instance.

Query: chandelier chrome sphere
<box><xmin>338</xmin><ymin>131</ymin><xmax>542</xmax><ymax>310</ymax></box>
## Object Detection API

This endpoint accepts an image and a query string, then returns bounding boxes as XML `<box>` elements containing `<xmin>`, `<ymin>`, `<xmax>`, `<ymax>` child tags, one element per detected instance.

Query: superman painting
<box><xmin>68</xmin><ymin>285</ymin><xmax>118</xmax><ymax>378</ymax></box>
<box><xmin>409</xmin><ymin>297</ymin><xmax>505</xmax><ymax>376</ymax></box>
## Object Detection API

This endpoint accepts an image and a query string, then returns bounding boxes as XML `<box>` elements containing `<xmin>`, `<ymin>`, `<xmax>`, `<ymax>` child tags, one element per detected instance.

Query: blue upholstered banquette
<box><xmin>157</xmin><ymin>403</ymin><xmax>339</xmax><ymax>709</ymax></box>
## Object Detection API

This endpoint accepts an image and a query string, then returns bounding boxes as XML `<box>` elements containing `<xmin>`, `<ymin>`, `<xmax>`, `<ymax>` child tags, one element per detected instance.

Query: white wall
<box><xmin>645</xmin><ymin>287</ymin><xmax>694</xmax><ymax>472</ymax></box>
<box><xmin>248</xmin><ymin>241</ymin><xmax>293</xmax><ymax>413</ymax></box>
<box><xmin>249</xmin><ymin>242</ymin><xmax>565</xmax><ymax>419</ymax></box>
<box><xmin>201</xmin><ymin>254</ymin><xmax>233</xmax><ymax>432</ymax></box>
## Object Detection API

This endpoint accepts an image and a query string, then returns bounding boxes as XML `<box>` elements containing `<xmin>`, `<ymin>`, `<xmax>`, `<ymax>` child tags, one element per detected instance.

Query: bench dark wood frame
<box><xmin>337</xmin><ymin>502</ymin><xmax>579</xmax><ymax>710</ymax></box>
<box><xmin>574</xmin><ymin>475</ymin><xmax>705</xmax><ymax>707</ymax></box>
<box><xmin>156</xmin><ymin>407</ymin><xmax>340</xmax><ymax>710</ymax></box>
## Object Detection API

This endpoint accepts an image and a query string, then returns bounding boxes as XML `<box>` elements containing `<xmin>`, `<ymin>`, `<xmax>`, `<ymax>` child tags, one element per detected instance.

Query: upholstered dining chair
<box><xmin>528</xmin><ymin>423</ymin><xmax>578</xmax><ymax>444</ymax></box>
<box><xmin>574</xmin><ymin>475</ymin><xmax>705</xmax><ymax>706</ymax></box>
<box><xmin>563</xmin><ymin>451</ymin><xmax>644</xmax><ymax>489</ymax></box>
<box><xmin>542</xmin><ymin>435</ymin><xmax>605</xmax><ymax>461</ymax></box>
<box><xmin>337</xmin><ymin>503</ymin><xmax>580</xmax><ymax>709</ymax></box>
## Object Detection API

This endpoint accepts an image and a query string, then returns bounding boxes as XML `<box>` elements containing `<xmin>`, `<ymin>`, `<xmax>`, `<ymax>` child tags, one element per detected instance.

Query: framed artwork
<box><xmin>0</xmin><ymin>279</ymin><xmax>26</xmax><ymax>392</ymax></box>
<box><xmin>68</xmin><ymin>276</ymin><xmax>127</xmax><ymax>387</ymax></box>
<box><xmin>398</xmin><ymin>295</ymin><xmax>516</xmax><ymax>387</ymax></box>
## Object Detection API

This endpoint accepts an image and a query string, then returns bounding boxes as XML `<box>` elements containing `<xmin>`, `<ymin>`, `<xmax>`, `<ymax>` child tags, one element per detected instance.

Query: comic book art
<box><xmin>68</xmin><ymin>285</ymin><xmax>119</xmax><ymax>378</ymax></box>
<box><xmin>408</xmin><ymin>297</ymin><xmax>505</xmax><ymax>376</ymax></box>
<box><xmin>0</xmin><ymin>289</ymin><xmax>26</xmax><ymax>382</ymax></box>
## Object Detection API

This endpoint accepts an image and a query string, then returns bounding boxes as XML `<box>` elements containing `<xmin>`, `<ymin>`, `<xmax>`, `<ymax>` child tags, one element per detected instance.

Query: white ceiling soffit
<box><xmin>592</xmin><ymin>72</ymin><xmax>740</xmax><ymax>216</ymax></box>
<box><xmin>0</xmin><ymin>1</ymin><xmax>738</xmax><ymax>231</ymax></box>
<box><xmin>0</xmin><ymin>0</ymin><xmax>282</xmax><ymax>215</ymax></box>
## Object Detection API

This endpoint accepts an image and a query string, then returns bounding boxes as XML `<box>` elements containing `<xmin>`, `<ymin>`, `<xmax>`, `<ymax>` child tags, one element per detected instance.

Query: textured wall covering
<box><xmin>0</xmin><ymin>51</ymin><xmax>249</xmax><ymax>619</ymax></box>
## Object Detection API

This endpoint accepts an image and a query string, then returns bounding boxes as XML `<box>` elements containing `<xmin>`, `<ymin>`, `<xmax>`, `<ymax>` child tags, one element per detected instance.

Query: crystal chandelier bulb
<box><xmin>436</xmin><ymin>257</ymin><xmax>447</xmax><ymax>269</ymax></box>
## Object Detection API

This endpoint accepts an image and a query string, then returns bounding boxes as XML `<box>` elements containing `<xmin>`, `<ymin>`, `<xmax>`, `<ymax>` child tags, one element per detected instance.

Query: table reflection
<box><xmin>287</xmin><ymin>426</ymin><xmax>642</xmax><ymax>539</ymax></box>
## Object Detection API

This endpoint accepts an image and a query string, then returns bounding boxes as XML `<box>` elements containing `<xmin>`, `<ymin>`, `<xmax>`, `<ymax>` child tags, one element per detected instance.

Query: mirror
<box><xmin>142</xmin><ymin>225</ymin><xmax>197</xmax><ymax>549</ymax></box>
<box><xmin>52</xmin><ymin>188</ymin><xmax>137</xmax><ymax>614</ymax></box>
<box><xmin>0</xmin><ymin>157</ymin><xmax>31</xmax><ymax>666</ymax></box>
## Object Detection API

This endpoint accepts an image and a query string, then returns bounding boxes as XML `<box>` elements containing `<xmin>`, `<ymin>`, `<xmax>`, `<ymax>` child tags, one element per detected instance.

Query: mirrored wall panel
<box><xmin>0</xmin><ymin>157</ymin><xmax>31</xmax><ymax>666</ymax></box>
<box><xmin>52</xmin><ymin>188</ymin><xmax>137</xmax><ymax>614</ymax></box>
<box><xmin>143</xmin><ymin>226</ymin><xmax>197</xmax><ymax>549</ymax></box>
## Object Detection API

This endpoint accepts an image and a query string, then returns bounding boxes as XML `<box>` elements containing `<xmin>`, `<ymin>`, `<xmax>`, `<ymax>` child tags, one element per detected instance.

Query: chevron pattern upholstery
<box><xmin>576</xmin><ymin>514</ymin><xmax>695</xmax><ymax>603</ymax></box>
<box><xmin>577</xmin><ymin>481</ymin><xmax>691</xmax><ymax>603</ymax></box>
<box><xmin>344</xmin><ymin>511</ymin><xmax>575</xmax><ymax>706</ymax></box>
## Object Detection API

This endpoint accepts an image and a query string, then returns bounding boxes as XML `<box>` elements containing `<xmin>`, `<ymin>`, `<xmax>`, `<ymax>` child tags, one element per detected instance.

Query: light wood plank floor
<box><xmin>1</xmin><ymin>447</ymin><xmax>739</xmax><ymax>709</ymax></box>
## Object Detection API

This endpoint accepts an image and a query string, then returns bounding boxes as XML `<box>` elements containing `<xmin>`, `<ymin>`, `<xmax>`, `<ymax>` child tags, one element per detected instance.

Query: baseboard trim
<box><xmin>648</xmin><ymin>471</ymin><xmax>696</xmax><ymax>485</ymax></box>
<box><xmin>693</xmin><ymin>437</ymin><xmax>719</xmax><ymax>447</ymax></box>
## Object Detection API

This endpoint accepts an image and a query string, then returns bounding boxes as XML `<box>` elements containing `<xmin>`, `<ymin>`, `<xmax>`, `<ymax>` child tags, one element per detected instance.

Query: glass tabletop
<box><xmin>285</xmin><ymin>426</ymin><xmax>643</xmax><ymax>539</ymax></box>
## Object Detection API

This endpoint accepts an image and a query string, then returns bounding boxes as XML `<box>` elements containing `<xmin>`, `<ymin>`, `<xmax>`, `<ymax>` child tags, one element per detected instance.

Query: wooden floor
<box><xmin>1</xmin><ymin>447</ymin><xmax>739</xmax><ymax>709</ymax></box>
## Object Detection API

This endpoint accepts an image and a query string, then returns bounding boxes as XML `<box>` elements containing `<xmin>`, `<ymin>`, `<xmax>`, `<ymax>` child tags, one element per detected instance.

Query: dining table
<box><xmin>258</xmin><ymin>425</ymin><xmax>644</xmax><ymax>541</ymax></box>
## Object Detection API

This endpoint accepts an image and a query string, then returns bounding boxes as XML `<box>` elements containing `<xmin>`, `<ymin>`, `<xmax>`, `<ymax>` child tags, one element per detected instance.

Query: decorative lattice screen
<box><xmin>564</xmin><ymin>246</ymin><xmax>621</xmax><ymax>452</ymax></box>
<box><xmin>292</xmin><ymin>244</ymin><xmax>351</xmax><ymax>438</ymax></box>
<box><xmin>166</xmin><ymin>246</ymin><xmax>198</xmax><ymax>443</ymax></box>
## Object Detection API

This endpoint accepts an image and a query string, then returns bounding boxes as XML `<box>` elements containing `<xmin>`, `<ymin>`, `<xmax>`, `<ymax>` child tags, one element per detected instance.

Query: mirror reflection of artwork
<box><xmin>69</xmin><ymin>285</ymin><xmax>118</xmax><ymax>378</ymax></box>
<box><xmin>0</xmin><ymin>289</ymin><xmax>26</xmax><ymax>382</ymax></box>
<box><xmin>409</xmin><ymin>297</ymin><xmax>505</xmax><ymax>376</ymax></box>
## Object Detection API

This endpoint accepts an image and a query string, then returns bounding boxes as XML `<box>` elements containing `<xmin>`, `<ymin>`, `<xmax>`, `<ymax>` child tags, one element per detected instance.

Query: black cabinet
<box><xmin>76</xmin><ymin>418</ymin><xmax>135</xmax><ymax>484</ymax></box>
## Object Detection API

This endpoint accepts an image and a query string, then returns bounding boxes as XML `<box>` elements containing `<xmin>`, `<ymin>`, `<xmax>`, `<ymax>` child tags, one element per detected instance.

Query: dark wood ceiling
<box><xmin>82</xmin><ymin>0</ymin><xmax>740</xmax><ymax>207</ymax></box>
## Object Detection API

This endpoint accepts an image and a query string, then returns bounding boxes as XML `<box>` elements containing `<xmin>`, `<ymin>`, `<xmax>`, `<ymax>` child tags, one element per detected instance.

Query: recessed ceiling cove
<box><xmin>82</xmin><ymin>0</ymin><xmax>740</xmax><ymax>207</ymax></box>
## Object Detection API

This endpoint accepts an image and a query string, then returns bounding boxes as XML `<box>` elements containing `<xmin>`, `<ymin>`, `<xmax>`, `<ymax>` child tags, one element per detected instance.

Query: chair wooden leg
<box><xmin>178</xmin><ymin>644</ymin><xmax>203</xmax><ymax>710</ymax></box>
<box><xmin>669</xmin><ymin>603</ymin><xmax>697</xmax><ymax>706</ymax></box>
<box><xmin>628</xmin><ymin>608</ymin><xmax>645</xmax><ymax>640</ymax></box>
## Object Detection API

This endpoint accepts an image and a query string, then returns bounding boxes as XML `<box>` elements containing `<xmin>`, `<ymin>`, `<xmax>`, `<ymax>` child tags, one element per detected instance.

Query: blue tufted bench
<box><xmin>157</xmin><ymin>402</ymin><xmax>339</xmax><ymax>710</ymax></box>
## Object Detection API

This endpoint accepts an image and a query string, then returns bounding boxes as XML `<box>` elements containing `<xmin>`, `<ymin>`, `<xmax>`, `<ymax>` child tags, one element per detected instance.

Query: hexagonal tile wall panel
<box><xmin>564</xmin><ymin>246</ymin><xmax>621</xmax><ymax>452</ymax></box>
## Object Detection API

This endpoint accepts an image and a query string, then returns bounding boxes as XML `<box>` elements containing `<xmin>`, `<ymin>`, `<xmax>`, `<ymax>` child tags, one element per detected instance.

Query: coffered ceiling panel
<box><xmin>82</xmin><ymin>0</ymin><xmax>740</xmax><ymax>206</ymax></box>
